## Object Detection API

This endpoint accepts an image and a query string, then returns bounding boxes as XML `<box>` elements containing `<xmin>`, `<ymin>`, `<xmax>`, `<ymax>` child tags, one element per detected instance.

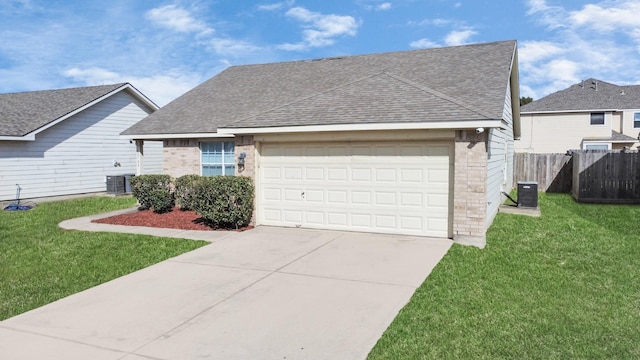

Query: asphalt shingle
<box><xmin>122</xmin><ymin>40</ymin><xmax>517</xmax><ymax>136</ymax></box>
<box><xmin>0</xmin><ymin>84</ymin><xmax>126</xmax><ymax>137</ymax></box>
<box><xmin>521</xmin><ymin>78</ymin><xmax>640</xmax><ymax>113</ymax></box>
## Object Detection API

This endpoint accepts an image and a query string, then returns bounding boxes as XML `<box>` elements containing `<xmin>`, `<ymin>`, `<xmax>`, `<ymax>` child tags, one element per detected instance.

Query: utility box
<box><xmin>106</xmin><ymin>175</ymin><xmax>126</xmax><ymax>194</ymax></box>
<box><xmin>123</xmin><ymin>174</ymin><xmax>135</xmax><ymax>193</ymax></box>
<box><xmin>517</xmin><ymin>181</ymin><xmax>538</xmax><ymax>208</ymax></box>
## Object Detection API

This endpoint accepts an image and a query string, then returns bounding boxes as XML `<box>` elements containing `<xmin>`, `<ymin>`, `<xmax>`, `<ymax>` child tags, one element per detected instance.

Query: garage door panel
<box><xmin>327</xmin><ymin>190</ymin><xmax>348</xmax><ymax>204</ymax></box>
<box><xmin>400</xmin><ymin>193</ymin><xmax>423</xmax><ymax>207</ymax></box>
<box><xmin>351</xmin><ymin>168</ymin><xmax>372</xmax><ymax>181</ymax></box>
<box><xmin>374</xmin><ymin>215</ymin><xmax>397</xmax><ymax>229</ymax></box>
<box><xmin>305</xmin><ymin>167</ymin><xmax>325</xmax><ymax>181</ymax></box>
<box><xmin>351</xmin><ymin>213</ymin><xmax>372</xmax><ymax>227</ymax></box>
<box><xmin>351</xmin><ymin>191</ymin><xmax>372</xmax><ymax>205</ymax></box>
<box><xmin>259</xmin><ymin>142</ymin><xmax>451</xmax><ymax>237</ymax></box>
<box><xmin>305</xmin><ymin>211</ymin><xmax>324</xmax><ymax>225</ymax></box>
<box><xmin>304</xmin><ymin>190</ymin><xmax>324</xmax><ymax>202</ymax></box>
<box><xmin>400</xmin><ymin>216</ymin><xmax>423</xmax><ymax>230</ymax></box>
<box><xmin>375</xmin><ymin>168</ymin><xmax>396</xmax><ymax>182</ymax></box>
<box><xmin>374</xmin><ymin>192</ymin><xmax>396</xmax><ymax>206</ymax></box>
<box><xmin>263</xmin><ymin>167</ymin><xmax>281</xmax><ymax>180</ymax></box>
<box><xmin>328</xmin><ymin>168</ymin><xmax>348</xmax><ymax>181</ymax></box>
<box><xmin>328</xmin><ymin>212</ymin><xmax>348</xmax><ymax>226</ymax></box>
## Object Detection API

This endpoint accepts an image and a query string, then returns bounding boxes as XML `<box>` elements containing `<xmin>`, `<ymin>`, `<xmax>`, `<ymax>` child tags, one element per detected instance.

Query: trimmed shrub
<box><xmin>174</xmin><ymin>174</ymin><xmax>203</xmax><ymax>211</ymax></box>
<box><xmin>129</xmin><ymin>174</ymin><xmax>174</xmax><ymax>213</ymax></box>
<box><xmin>193</xmin><ymin>176</ymin><xmax>254</xmax><ymax>229</ymax></box>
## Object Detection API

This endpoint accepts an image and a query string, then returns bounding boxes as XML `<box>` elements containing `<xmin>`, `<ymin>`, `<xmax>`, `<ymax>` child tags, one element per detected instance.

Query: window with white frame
<box><xmin>590</xmin><ymin>112</ymin><xmax>605</xmax><ymax>125</ymax></box>
<box><xmin>201</xmin><ymin>141</ymin><xmax>235</xmax><ymax>176</ymax></box>
<box><xmin>584</xmin><ymin>143</ymin><xmax>610</xmax><ymax>151</ymax></box>
<box><xmin>634</xmin><ymin>112</ymin><xmax>640</xmax><ymax>128</ymax></box>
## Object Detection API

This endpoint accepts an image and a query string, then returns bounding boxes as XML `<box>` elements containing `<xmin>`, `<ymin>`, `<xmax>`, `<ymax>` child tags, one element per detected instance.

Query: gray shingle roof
<box><xmin>0</xmin><ymin>83</ymin><xmax>127</xmax><ymax>137</ymax></box>
<box><xmin>123</xmin><ymin>40</ymin><xmax>517</xmax><ymax>136</ymax></box>
<box><xmin>584</xmin><ymin>130</ymin><xmax>638</xmax><ymax>142</ymax></box>
<box><xmin>521</xmin><ymin>78</ymin><xmax>640</xmax><ymax>113</ymax></box>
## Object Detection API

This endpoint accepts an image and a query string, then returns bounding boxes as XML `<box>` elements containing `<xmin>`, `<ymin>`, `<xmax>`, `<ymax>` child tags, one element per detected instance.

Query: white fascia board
<box><xmin>0</xmin><ymin>134</ymin><xmax>35</xmax><ymax>141</ymax></box>
<box><xmin>122</xmin><ymin>83</ymin><xmax>160</xmax><ymax>111</ymax></box>
<box><xmin>521</xmin><ymin>109</ymin><xmax>618</xmax><ymax>115</ymax></box>
<box><xmin>119</xmin><ymin>133</ymin><xmax>233</xmax><ymax>140</ymax></box>
<box><xmin>218</xmin><ymin>119</ymin><xmax>503</xmax><ymax>135</ymax></box>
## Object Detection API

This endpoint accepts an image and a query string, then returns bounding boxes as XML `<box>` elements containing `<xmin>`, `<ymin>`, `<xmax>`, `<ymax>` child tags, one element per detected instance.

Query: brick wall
<box><xmin>453</xmin><ymin>130</ymin><xmax>488</xmax><ymax>248</ymax></box>
<box><xmin>162</xmin><ymin>139</ymin><xmax>200</xmax><ymax>178</ymax></box>
<box><xmin>234</xmin><ymin>136</ymin><xmax>256</xmax><ymax>179</ymax></box>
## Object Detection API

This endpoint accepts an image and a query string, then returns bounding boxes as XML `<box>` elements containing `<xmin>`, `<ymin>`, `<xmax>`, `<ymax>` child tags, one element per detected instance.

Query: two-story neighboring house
<box><xmin>517</xmin><ymin>78</ymin><xmax>640</xmax><ymax>153</ymax></box>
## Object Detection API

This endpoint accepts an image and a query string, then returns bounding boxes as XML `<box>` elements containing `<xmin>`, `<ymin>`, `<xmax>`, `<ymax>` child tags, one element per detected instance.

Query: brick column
<box><xmin>234</xmin><ymin>136</ymin><xmax>256</xmax><ymax>179</ymax></box>
<box><xmin>453</xmin><ymin>130</ymin><xmax>488</xmax><ymax>248</ymax></box>
<box><xmin>162</xmin><ymin>139</ymin><xmax>200</xmax><ymax>178</ymax></box>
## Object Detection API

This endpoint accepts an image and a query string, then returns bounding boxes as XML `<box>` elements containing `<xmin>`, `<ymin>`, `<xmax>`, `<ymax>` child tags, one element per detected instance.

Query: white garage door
<box><xmin>258</xmin><ymin>142</ymin><xmax>452</xmax><ymax>237</ymax></box>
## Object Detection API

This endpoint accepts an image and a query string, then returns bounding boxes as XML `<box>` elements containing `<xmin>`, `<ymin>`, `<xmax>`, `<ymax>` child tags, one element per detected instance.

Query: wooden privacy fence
<box><xmin>514</xmin><ymin>153</ymin><xmax>572</xmax><ymax>193</ymax></box>
<box><xmin>572</xmin><ymin>151</ymin><xmax>640</xmax><ymax>203</ymax></box>
<box><xmin>514</xmin><ymin>151</ymin><xmax>640</xmax><ymax>203</ymax></box>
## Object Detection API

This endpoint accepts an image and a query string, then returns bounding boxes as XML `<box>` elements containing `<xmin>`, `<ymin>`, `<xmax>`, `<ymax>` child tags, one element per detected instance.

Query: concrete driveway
<box><xmin>0</xmin><ymin>223</ymin><xmax>452</xmax><ymax>360</ymax></box>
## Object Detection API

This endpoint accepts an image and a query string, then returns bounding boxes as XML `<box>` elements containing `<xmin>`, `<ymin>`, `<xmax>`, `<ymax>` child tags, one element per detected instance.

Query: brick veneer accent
<box><xmin>234</xmin><ymin>136</ymin><xmax>256</xmax><ymax>178</ymax></box>
<box><xmin>453</xmin><ymin>130</ymin><xmax>488</xmax><ymax>248</ymax></box>
<box><xmin>162</xmin><ymin>139</ymin><xmax>200</xmax><ymax>178</ymax></box>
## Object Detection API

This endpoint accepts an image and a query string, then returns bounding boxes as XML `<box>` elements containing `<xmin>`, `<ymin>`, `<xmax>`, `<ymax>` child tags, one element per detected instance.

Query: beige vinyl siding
<box><xmin>485</xmin><ymin>80</ymin><xmax>515</xmax><ymax>226</ymax></box>
<box><xmin>516</xmin><ymin>112</ymin><xmax>613</xmax><ymax>153</ymax></box>
<box><xmin>621</xmin><ymin>109</ymin><xmax>640</xmax><ymax>140</ymax></box>
<box><xmin>0</xmin><ymin>91</ymin><xmax>162</xmax><ymax>201</ymax></box>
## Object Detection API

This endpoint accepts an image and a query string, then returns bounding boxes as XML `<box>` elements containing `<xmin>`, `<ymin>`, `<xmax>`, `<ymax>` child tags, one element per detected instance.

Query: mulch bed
<box><xmin>92</xmin><ymin>207</ymin><xmax>252</xmax><ymax>231</ymax></box>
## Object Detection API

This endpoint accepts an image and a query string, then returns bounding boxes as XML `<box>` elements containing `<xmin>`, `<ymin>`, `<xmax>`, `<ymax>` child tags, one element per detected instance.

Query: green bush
<box><xmin>129</xmin><ymin>174</ymin><xmax>174</xmax><ymax>213</ymax></box>
<box><xmin>193</xmin><ymin>176</ymin><xmax>254</xmax><ymax>229</ymax></box>
<box><xmin>174</xmin><ymin>174</ymin><xmax>203</xmax><ymax>211</ymax></box>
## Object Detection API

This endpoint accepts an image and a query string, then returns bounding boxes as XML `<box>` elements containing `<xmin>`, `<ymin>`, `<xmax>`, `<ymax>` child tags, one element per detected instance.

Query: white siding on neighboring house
<box><xmin>0</xmin><ymin>91</ymin><xmax>162</xmax><ymax>201</ymax></box>
<box><xmin>485</xmin><ymin>80</ymin><xmax>515</xmax><ymax>226</ymax></box>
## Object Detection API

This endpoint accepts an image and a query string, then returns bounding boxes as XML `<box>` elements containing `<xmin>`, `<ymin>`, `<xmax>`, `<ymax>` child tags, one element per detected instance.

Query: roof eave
<box><xmin>0</xmin><ymin>134</ymin><xmax>36</xmax><ymax>141</ymax></box>
<box><xmin>521</xmin><ymin>108</ymin><xmax>620</xmax><ymax>114</ymax></box>
<box><xmin>218</xmin><ymin>119</ymin><xmax>504</xmax><ymax>135</ymax></box>
<box><xmin>120</xmin><ymin>132</ymin><xmax>233</xmax><ymax>140</ymax></box>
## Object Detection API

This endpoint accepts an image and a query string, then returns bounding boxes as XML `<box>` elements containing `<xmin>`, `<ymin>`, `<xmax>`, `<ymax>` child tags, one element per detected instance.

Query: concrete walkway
<box><xmin>0</xmin><ymin>210</ymin><xmax>452</xmax><ymax>360</ymax></box>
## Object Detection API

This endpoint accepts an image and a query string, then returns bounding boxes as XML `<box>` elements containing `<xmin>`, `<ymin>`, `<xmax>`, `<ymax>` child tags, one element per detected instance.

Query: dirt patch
<box><xmin>92</xmin><ymin>207</ymin><xmax>252</xmax><ymax>232</ymax></box>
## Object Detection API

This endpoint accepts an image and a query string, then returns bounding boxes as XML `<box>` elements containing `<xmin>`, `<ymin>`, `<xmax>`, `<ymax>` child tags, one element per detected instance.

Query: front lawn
<box><xmin>0</xmin><ymin>196</ymin><xmax>208</xmax><ymax>320</ymax></box>
<box><xmin>369</xmin><ymin>193</ymin><xmax>640</xmax><ymax>359</ymax></box>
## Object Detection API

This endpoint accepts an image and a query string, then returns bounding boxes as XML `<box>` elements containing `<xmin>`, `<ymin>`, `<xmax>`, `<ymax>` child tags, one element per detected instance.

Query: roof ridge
<box><xmin>383</xmin><ymin>71</ymin><xmax>495</xmax><ymax>119</ymax></box>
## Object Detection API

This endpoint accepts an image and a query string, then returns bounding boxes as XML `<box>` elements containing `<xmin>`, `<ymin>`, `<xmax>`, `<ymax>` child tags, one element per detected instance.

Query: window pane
<box><xmin>635</xmin><ymin>113</ymin><xmax>640</xmax><ymax>128</ymax></box>
<box><xmin>201</xmin><ymin>142</ymin><xmax>223</xmax><ymax>163</ymax></box>
<box><xmin>224</xmin><ymin>165</ymin><xmax>235</xmax><ymax>176</ymax></box>
<box><xmin>590</xmin><ymin>113</ymin><xmax>604</xmax><ymax>125</ymax></box>
<box><xmin>203</xmin><ymin>165</ymin><xmax>222</xmax><ymax>176</ymax></box>
<box><xmin>224</xmin><ymin>142</ymin><xmax>235</xmax><ymax>163</ymax></box>
<box><xmin>585</xmin><ymin>144</ymin><xmax>608</xmax><ymax>150</ymax></box>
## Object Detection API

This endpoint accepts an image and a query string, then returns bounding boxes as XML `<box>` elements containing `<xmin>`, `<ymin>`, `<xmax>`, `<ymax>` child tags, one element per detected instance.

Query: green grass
<box><xmin>0</xmin><ymin>196</ymin><xmax>208</xmax><ymax>320</ymax></box>
<box><xmin>369</xmin><ymin>193</ymin><xmax>640</xmax><ymax>359</ymax></box>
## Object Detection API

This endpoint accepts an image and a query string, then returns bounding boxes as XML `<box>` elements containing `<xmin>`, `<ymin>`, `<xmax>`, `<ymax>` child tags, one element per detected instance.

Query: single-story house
<box><xmin>0</xmin><ymin>83</ymin><xmax>163</xmax><ymax>201</ymax></box>
<box><xmin>122</xmin><ymin>40</ymin><xmax>521</xmax><ymax>248</ymax></box>
<box><xmin>517</xmin><ymin>78</ymin><xmax>640</xmax><ymax>153</ymax></box>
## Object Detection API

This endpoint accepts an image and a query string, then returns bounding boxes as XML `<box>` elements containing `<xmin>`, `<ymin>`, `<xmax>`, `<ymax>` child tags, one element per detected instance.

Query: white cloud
<box><xmin>518</xmin><ymin>40</ymin><xmax>564</xmax><ymax>64</ymax></box>
<box><xmin>207</xmin><ymin>37</ymin><xmax>263</xmax><ymax>57</ymax></box>
<box><xmin>146</xmin><ymin>5</ymin><xmax>213</xmax><ymax>36</ymax></box>
<box><xmin>521</xmin><ymin>0</ymin><xmax>640</xmax><ymax>99</ymax></box>
<box><xmin>409</xmin><ymin>38</ymin><xmax>440</xmax><ymax>49</ymax></box>
<box><xmin>377</xmin><ymin>3</ymin><xmax>392</xmax><ymax>11</ymax></box>
<box><xmin>569</xmin><ymin>2</ymin><xmax>640</xmax><ymax>32</ymax></box>
<box><xmin>63</xmin><ymin>67</ymin><xmax>204</xmax><ymax>106</ymax></box>
<box><xmin>281</xmin><ymin>7</ymin><xmax>360</xmax><ymax>50</ymax></box>
<box><xmin>257</xmin><ymin>0</ymin><xmax>295</xmax><ymax>11</ymax></box>
<box><xmin>444</xmin><ymin>29</ymin><xmax>476</xmax><ymax>46</ymax></box>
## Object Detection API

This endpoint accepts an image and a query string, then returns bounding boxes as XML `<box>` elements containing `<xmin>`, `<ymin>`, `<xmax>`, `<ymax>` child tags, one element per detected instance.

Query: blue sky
<box><xmin>1</xmin><ymin>0</ymin><xmax>640</xmax><ymax>106</ymax></box>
